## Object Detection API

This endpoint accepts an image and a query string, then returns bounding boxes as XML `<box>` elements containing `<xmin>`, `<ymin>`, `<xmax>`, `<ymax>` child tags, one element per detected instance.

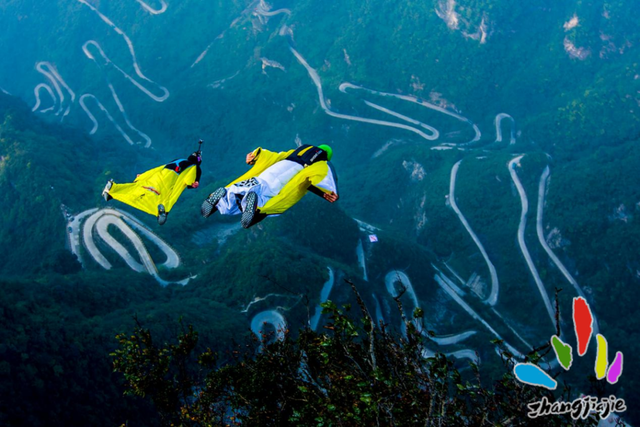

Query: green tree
<box><xmin>112</xmin><ymin>281</ymin><xmax>597</xmax><ymax>426</ymax></box>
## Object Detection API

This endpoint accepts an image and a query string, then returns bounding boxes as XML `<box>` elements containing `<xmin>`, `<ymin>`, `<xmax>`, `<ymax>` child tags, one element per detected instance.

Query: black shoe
<box><xmin>158</xmin><ymin>204</ymin><xmax>168</xmax><ymax>225</ymax></box>
<box><xmin>252</xmin><ymin>212</ymin><xmax>267</xmax><ymax>227</ymax></box>
<box><xmin>241</xmin><ymin>191</ymin><xmax>258</xmax><ymax>229</ymax></box>
<box><xmin>102</xmin><ymin>179</ymin><xmax>113</xmax><ymax>201</ymax></box>
<box><xmin>201</xmin><ymin>187</ymin><xmax>226</xmax><ymax>218</ymax></box>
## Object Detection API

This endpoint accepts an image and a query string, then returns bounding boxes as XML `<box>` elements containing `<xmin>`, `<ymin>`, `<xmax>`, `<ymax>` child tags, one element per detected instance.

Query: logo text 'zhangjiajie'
<box><xmin>512</xmin><ymin>297</ymin><xmax>624</xmax><ymax>420</ymax></box>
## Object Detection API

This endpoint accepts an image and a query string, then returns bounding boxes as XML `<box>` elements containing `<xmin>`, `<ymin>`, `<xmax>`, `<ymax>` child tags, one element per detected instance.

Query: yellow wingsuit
<box><xmin>108</xmin><ymin>163</ymin><xmax>198</xmax><ymax>217</ymax></box>
<box><xmin>227</xmin><ymin>147</ymin><xmax>338</xmax><ymax>215</ymax></box>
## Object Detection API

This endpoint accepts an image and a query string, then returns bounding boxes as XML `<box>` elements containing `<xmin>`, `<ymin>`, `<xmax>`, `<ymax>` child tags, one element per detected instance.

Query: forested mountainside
<box><xmin>1</xmin><ymin>0</ymin><xmax>639</xmax><ymax>424</ymax></box>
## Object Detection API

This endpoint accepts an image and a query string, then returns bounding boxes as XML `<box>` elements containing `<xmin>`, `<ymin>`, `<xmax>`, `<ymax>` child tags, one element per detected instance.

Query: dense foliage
<box><xmin>1</xmin><ymin>0</ymin><xmax>639</xmax><ymax>424</ymax></box>
<box><xmin>112</xmin><ymin>282</ymin><xmax>598</xmax><ymax>426</ymax></box>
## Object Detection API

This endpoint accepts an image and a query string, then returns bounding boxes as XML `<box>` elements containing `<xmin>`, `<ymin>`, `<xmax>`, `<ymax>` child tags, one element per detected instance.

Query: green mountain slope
<box><xmin>1</xmin><ymin>0</ymin><xmax>639</xmax><ymax>423</ymax></box>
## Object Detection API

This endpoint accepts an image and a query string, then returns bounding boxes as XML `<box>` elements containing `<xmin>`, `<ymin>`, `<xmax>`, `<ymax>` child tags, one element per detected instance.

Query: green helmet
<box><xmin>318</xmin><ymin>144</ymin><xmax>333</xmax><ymax>161</ymax></box>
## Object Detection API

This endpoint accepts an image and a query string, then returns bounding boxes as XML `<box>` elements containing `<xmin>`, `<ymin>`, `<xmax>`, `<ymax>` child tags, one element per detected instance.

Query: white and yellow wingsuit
<box><xmin>226</xmin><ymin>145</ymin><xmax>338</xmax><ymax>215</ymax></box>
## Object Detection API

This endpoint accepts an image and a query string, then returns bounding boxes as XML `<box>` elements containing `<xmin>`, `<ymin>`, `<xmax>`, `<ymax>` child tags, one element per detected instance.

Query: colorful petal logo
<box><xmin>514</xmin><ymin>297</ymin><xmax>623</xmax><ymax>388</ymax></box>
<box><xmin>574</xmin><ymin>297</ymin><xmax>593</xmax><ymax>356</ymax></box>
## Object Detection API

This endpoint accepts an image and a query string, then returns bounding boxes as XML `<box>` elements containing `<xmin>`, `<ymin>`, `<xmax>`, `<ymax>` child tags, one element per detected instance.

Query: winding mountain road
<box><xmin>508</xmin><ymin>156</ymin><xmax>555</xmax><ymax>328</ymax></box>
<box><xmin>430</xmin><ymin>331</ymin><xmax>477</xmax><ymax>346</ymax></box>
<box><xmin>385</xmin><ymin>270</ymin><xmax>477</xmax><ymax>360</ymax></box>
<box><xmin>447</xmin><ymin>349</ymin><xmax>479</xmax><ymax>363</ymax></box>
<box><xmin>95</xmin><ymin>215</ymin><xmax>146</xmax><ymax>272</ymax></box>
<box><xmin>251</xmin><ymin>310</ymin><xmax>287</xmax><ymax>342</ymax></box>
<box><xmin>435</xmin><ymin>273</ymin><xmax>524</xmax><ymax>358</ymax></box>
<box><xmin>536</xmin><ymin>166</ymin><xmax>599</xmax><ymax>334</ymax></box>
<box><xmin>82</xmin><ymin>40</ymin><xmax>169</xmax><ymax>103</ymax></box>
<box><xmin>340</xmin><ymin>83</ymin><xmax>479</xmax><ymax>145</ymax></box>
<box><xmin>362</xmin><ymin>100</ymin><xmax>439</xmax><ymax>139</ymax></box>
<box><xmin>356</xmin><ymin>240</ymin><xmax>368</xmax><ymax>281</ymax></box>
<box><xmin>494</xmin><ymin>113</ymin><xmax>516</xmax><ymax>145</ymax></box>
<box><xmin>241</xmin><ymin>293</ymin><xmax>297</xmax><ymax>313</ymax></box>
<box><xmin>32</xmin><ymin>84</ymin><xmax>56</xmax><ymax>113</ymax></box>
<box><xmin>79</xmin><ymin>208</ymin><xmax>189</xmax><ymax>286</ymax></box>
<box><xmin>135</xmin><ymin>0</ymin><xmax>167</xmax><ymax>14</ymax></box>
<box><xmin>79</xmin><ymin>93</ymin><xmax>151</xmax><ymax>147</ymax></box>
<box><xmin>490</xmin><ymin>307</ymin><xmax>533</xmax><ymax>350</ymax></box>
<box><xmin>71</xmin><ymin>0</ymin><xmax>166</xmax><ymax>147</ymax></box>
<box><xmin>121</xmin><ymin>214</ymin><xmax>180</xmax><ymax>269</ymax></box>
<box><xmin>431</xmin><ymin>264</ymin><xmax>466</xmax><ymax>297</ymax></box>
<box><xmin>68</xmin><ymin>208</ymin><xmax>99</xmax><ymax>267</ymax></box>
<box><xmin>289</xmin><ymin>47</ymin><xmax>441</xmax><ymax>142</ymax></box>
<box><xmin>255</xmin><ymin>0</ymin><xmax>291</xmax><ymax>17</ymax></box>
<box><xmin>449</xmin><ymin>160</ymin><xmax>499</xmax><ymax>305</ymax></box>
<box><xmin>310</xmin><ymin>267</ymin><xmax>335</xmax><ymax>331</ymax></box>
<box><xmin>33</xmin><ymin>62</ymin><xmax>75</xmax><ymax>118</ymax></box>
<box><xmin>285</xmin><ymin>29</ymin><xmax>521</xmax><ymax>150</ymax></box>
<box><xmin>76</xmin><ymin>0</ymin><xmax>170</xmax><ymax>102</ymax></box>
<box><xmin>372</xmin><ymin>293</ymin><xmax>386</xmax><ymax>327</ymax></box>
<box><xmin>385</xmin><ymin>271</ymin><xmax>419</xmax><ymax>309</ymax></box>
